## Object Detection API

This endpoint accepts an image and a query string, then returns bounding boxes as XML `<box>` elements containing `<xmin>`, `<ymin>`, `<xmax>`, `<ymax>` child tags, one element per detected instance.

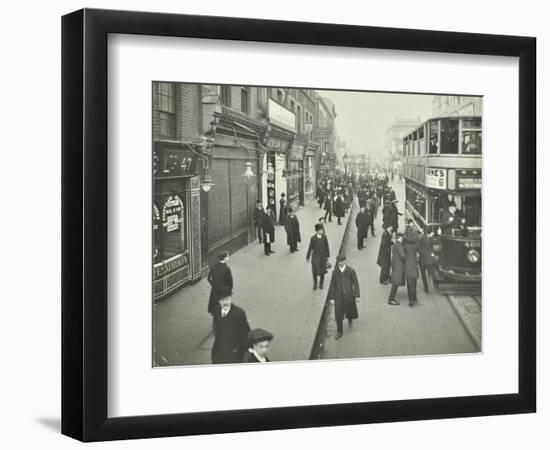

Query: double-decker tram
<box><xmin>402</xmin><ymin>115</ymin><xmax>482</xmax><ymax>290</ymax></box>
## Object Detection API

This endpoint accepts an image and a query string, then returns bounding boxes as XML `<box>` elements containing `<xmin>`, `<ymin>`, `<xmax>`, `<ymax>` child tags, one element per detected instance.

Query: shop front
<box><xmin>153</xmin><ymin>142</ymin><xmax>202</xmax><ymax>301</ymax></box>
<box><xmin>304</xmin><ymin>144</ymin><xmax>317</xmax><ymax>204</ymax></box>
<box><xmin>288</xmin><ymin>141</ymin><xmax>305</xmax><ymax>210</ymax></box>
<box><xmin>261</xmin><ymin>133</ymin><xmax>292</xmax><ymax>221</ymax></box>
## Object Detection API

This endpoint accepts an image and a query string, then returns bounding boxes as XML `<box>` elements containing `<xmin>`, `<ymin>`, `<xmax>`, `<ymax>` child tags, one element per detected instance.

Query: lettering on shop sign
<box><xmin>153</xmin><ymin>203</ymin><xmax>160</xmax><ymax>231</ymax></box>
<box><xmin>163</xmin><ymin>195</ymin><xmax>184</xmax><ymax>232</ymax></box>
<box><xmin>425</xmin><ymin>167</ymin><xmax>447</xmax><ymax>189</ymax></box>
<box><xmin>155</xmin><ymin>148</ymin><xmax>198</xmax><ymax>178</ymax></box>
<box><xmin>154</xmin><ymin>253</ymin><xmax>189</xmax><ymax>279</ymax></box>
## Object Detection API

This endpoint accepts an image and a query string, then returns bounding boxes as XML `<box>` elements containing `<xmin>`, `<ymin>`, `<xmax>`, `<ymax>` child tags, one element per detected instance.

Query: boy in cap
<box><xmin>245</xmin><ymin>328</ymin><xmax>274</xmax><ymax>363</ymax></box>
<box><xmin>211</xmin><ymin>286</ymin><xmax>250</xmax><ymax>364</ymax></box>
<box><xmin>328</xmin><ymin>255</ymin><xmax>360</xmax><ymax>340</ymax></box>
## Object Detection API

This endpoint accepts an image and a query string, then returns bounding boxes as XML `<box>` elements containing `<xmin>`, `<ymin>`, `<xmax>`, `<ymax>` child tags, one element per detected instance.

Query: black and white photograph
<box><xmin>152</xmin><ymin>84</ymin><xmax>483</xmax><ymax>367</ymax></box>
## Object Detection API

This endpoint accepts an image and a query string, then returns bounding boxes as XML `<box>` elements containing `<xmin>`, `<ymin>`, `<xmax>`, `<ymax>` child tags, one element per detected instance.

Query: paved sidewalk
<box><xmin>154</xmin><ymin>200</ymin><xmax>351</xmax><ymax>366</ymax></box>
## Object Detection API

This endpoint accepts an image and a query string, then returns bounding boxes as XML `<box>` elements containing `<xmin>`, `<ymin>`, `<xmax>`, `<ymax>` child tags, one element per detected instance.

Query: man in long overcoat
<box><xmin>333</xmin><ymin>193</ymin><xmax>345</xmax><ymax>225</ymax></box>
<box><xmin>377</xmin><ymin>225</ymin><xmax>393</xmax><ymax>284</ymax></box>
<box><xmin>306</xmin><ymin>223</ymin><xmax>330</xmax><ymax>290</ymax></box>
<box><xmin>365</xmin><ymin>198</ymin><xmax>375</xmax><ymax>237</ymax></box>
<box><xmin>207</xmin><ymin>251</ymin><xmax>233</xmax><ymax>315</ymax></box>
<box><xmin>323</xmin><ymin>193</ymin><xmax>333</xmax><ymax>222</ymax></box>
<box><xmin>284</xmin><ymin>207</ymin><xmax>301</xmax><ymax>253</ymax></box>
<box><xmin>382</xmin><ymin>199</ymin><xmax>392</xmax><ymax>229</ymax></box>
<box><xmin>261</xmin><ymin>206</ymin><xmax>276</xmax><ymax>256</ymax></box>
<box><xmin>211</xmin><ymin>286</ymin><xmax>250</xmax><ymax>364</ymax></box>
<box><xmin>389</xmin><ymin>199</ymin><xmax>403</xmax><ymax>231</ymax></box>
<box><xmin>355</xmin><ymin>205</ymin><xmax>369</xmax><ymax>250</ymax></box>
<box><xmin>328</xmin><ymin>255</ymin><xmax>360</xmax><ymax>340</ymax></box>
<box><xmin>403</xmin><ymin>226</ymin><xmax>420</xmax><ymax>306</ymax></box>
<box><xmin>388</xmin><ymin>233</ymin><xmax>405</xmax><ymax>305</ymax></box>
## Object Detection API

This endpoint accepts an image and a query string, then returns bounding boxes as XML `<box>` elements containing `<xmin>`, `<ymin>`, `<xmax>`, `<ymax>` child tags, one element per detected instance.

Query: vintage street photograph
<box><xmin>152</xmin><ymin>83</ymin><xmax>482</xmax><ymax>367</ymax></box>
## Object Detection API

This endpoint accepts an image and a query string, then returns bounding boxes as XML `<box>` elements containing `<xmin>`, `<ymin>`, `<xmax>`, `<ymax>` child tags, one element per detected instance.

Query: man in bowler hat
<box><xmin>328</xmin><ymin>255</ymin><xmax>360</xmax><ymax>340</ymax></box>
<box><xmin>211</xmin><ymin>286</ymin><xmax>250</xmax><ymax>364</ymax></box>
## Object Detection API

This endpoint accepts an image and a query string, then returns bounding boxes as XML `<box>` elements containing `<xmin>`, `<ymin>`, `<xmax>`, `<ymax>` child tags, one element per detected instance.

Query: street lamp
<box><xmin>242</xmin><ymin>161</ymin><xmax>255</xmax><ymax>180</ymax></box>
<box><xmin>200</xmin><ymin>166</ymin><xmax>215</xmax><ymax>192</ymax></box>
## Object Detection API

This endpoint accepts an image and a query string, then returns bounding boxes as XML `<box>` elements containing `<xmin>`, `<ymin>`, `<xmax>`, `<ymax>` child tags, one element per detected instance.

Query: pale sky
<box><xmin>318</xmin><ymin>90</ymin><xmax>435</xmax><ymax>160</ymax></box>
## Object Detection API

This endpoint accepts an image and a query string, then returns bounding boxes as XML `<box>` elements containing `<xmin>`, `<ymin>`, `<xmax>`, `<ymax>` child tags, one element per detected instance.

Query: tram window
<box><xmin>464</xmin><ymin>196</ymin><xmax>482</xmax><ymax>227</ymax></box>
<box><xmin>428</xmin><ymin>192</ymin><xmax>443</xmax><ymax>223</ymax></box>
<box><xmin>429</xmin><ymin>121</ymin><xmax>439</xmax><ymax>154</ymax></box>
<box><xmin>418</xmin><ymin>126</ymin><xmax>425</xmax><ymax>154</ymax></box>
<box><xmin>462</xmin><ymin>130</ymin><xmax>482</xmax><ymax>154</ymax></box>
<box><xmin>440</xmin><ymin>119</ymin><xmax>459</xmax><ymax>154</ymax></box>
<box><xmin>413</xmin><ymin>131</ymin><xmax>418</xmax><ymax>156</ymax></box>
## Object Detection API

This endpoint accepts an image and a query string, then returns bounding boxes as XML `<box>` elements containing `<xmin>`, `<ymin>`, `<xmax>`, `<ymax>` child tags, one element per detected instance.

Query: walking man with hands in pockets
<box><xmin>328</xmin><ymin>254</ymin><xmax>361</xmax><ymax>340</ymax></box>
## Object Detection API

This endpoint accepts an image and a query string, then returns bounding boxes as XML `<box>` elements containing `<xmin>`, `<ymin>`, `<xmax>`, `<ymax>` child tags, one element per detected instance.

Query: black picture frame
<box><xmin>62</xmin><ymin>8</ymin><xmax>536</xmax><ymax>442</ymax></box>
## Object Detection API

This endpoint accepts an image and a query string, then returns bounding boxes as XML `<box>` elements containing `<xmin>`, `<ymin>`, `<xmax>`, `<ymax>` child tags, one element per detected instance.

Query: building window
<box><xmin>297</xmin><ymin>105</ymin><xmax>302</xmax><ymax>133</ymax></box>
<box><xmin>220</xmin><ymin>85</ymin><xmax>231</xmax><ymax>107</ymax></box>
<box><xmin>277</xmin><ymin>89</ymin><xmax>283</xmax><ymax>104</ymax></box>
<box><xmin>155</xmin><ymin>82</ymin><xmax>176</xmax><ymax>139</ymax></box>
<box><xmin>240</xmin><ymin>87</ymin><xmax>249</xmax><ymax>115</ymax></box>
<box><xmin>290</xmin><ymin>99</ymin><xmax>295</xmax><ymax>112</ymax></box>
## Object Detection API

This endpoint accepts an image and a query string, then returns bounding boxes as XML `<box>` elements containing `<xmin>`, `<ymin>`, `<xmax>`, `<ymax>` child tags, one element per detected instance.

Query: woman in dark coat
<box><xmin>328</xmin><ymin>255</ymin><xmax>360</xmax><ymax>340</ymax></box>
<box><xmin>333</xmin><ymin>194</ymin><xmax>345</xmax><ymax>225</ymax></box>
<box><xmin>306</xmin><ymin>223</ymin><xmax>331</xmax><ymax>290</ymax></box>
<box><xmin>207</xmin><ymin>251</ymin><xmax>233</xmax><ymax>315</ymax></box>
<box><xmin>284</xmin><ymin>208</ymin><xmax>301</xmax><ymax>253</ymax></box>
<box><xmin>388</xmin><ymin>233</ymin><xmax>405</xmax><ymax>305</ymax></box>
<box><xmin>377</xmin><ymin>225</ymin><xmax>393</xmax><ymax>284</ymax></box>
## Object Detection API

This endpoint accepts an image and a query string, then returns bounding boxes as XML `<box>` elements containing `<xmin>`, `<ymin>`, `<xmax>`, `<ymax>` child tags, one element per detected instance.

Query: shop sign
<box><xmin>265</xmin><ymin>135</ymin><xmax>290</xmax><ymax>153</ymax></box>
<box><xmin>291</xmin><ymin>143</ymin><xmax>305</xmax><ymax>160</ymax></box>
<box><xmin>153</xmin><ymin>253</ymin><xmax>189</xmax><ymax>279</ymax></box>
<box><xmin>425</xmin><ymin>167</ymin><xmax>447</xmax><ymax>189</ymax></box>
<box><xmin>155</xmin><ymin>147</ymin><xmax>198</xmax><ymax>178</ymax></box>
<box><xmin>268</xmin><ymin>98</ymin><xmax>295</xmax><ymax>132</ymax></box>
<box><xmin>457</xmin><ymin>177</ymin><xmax>482</xmax><ymax>189</ymax></box>
<box><xmin>153</xmin><ymin>203</ymin><xmax>160</xmax><ymax>231</ymax></box>
<box><xmin>163</xmin><ymin>195</ymin><xmax>184</xmax><ymax>232</ymax></box>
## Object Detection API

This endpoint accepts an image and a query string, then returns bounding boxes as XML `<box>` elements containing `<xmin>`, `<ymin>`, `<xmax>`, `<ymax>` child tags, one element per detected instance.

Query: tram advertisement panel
<box><xmin>425</xmin><ymin>168</ymin><xmax>447</xmax><ymax>189</ymax></box>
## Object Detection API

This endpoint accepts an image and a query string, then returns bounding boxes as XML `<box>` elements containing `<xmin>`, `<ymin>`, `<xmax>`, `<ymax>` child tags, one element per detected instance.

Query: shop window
<box><xmin>429</xmin><ymin>121</ymin><xmax>439</xmax><ymax>154</ymax></box>
<box><xmin>155</xmin><ymin>82</ymin><xmax>176</xmax><ymax>139</ymax></box>
<box><xmin>159</xmin><ymin>194</ymin><xmax>185</xmax><ymax>259</ymax></box>
<box><xmin>440</xmin><ymin>119</ymin><xmax>459</xmax><ymax>154</ymax></box>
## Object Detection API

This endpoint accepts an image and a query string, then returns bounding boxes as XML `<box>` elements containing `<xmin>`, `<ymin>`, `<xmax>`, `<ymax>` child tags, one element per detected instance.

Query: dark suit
<box><xmin>306</xmin><ymin>234</ymin><xmax>330</xmax><ymax>288</ymax></box>
<box><xmin>261</xmin><ymin>211</ymin><xmax>275</xmax><ymax>255</ymax></box>
<box><xmin>252</xmin><ymin>207</ymin><xmax>264</xmax><ymax>243</ymax></box>
<box><xmin>328</xmin><ymin>265</ymin><xmax>360</xmax><ymax>333</ymax></box>
<box><xmin>403</xmin><ymin>236</ymin><xmax>419</xmax><ymax>304</ymax></box>
<box><xmin>211</xmin><ymin>304</ymin><xmax>250</xmax><ymax>364</ymax></box>
<box><xmin>333</xmin><ymin>197</ymin><xmax>345</xmax><ymax>224</ymax></box>
<box><xmin>207</xmin><ymin>262</ymin><xmax>233</xmax><ymax>315</ymax></box>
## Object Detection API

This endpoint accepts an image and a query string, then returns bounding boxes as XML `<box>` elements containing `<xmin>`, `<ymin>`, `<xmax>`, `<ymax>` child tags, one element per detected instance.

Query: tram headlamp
<box><xmin>466</xmin><ymin>249</ymin><xmax>480</xmax><ymax>264</ymax></box>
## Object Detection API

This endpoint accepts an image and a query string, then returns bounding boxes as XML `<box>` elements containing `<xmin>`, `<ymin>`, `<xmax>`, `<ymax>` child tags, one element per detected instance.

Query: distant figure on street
<box><xmin>377</xmin><ymin>225</ymin><xmax>393</xmax><ymax>284</ymax></box>
<box><xmin>284</xmin><ymin>207</ymin><xmax>301</xmax><ymax>253</ymax></box>
<box><xmin>403</xmin><ymin>224</ymin><xmax>420</xmax><ymax>307</ymax></box>
<box><xmin>211</xmin><ymin>286</ymin><xmax>250</xmax><ymax>364</ymax></box>
<box><xmin>355</xmin><ymin>205</ymin><xmax>369</xmax><ymax>250</ymax></box>
<box><xmin>328</xmin><ymin>255</ymin><xmax>360</xmax><ymax>340</ymax></box>
<box><xmin>306</xmin><ymin>223</ymin><xmax>331</xmax><ymax>290</ymax></box>
<box><xmin>323</xmin><ymin>192</ymin><xmax>333</xmax><ymax>222</ymax></box>
<box><xmin>366</xmin><ymin>198</ymin><xmax>375</xmax><ymax>237</ymax></box>
<box><xmin>245</xmin><ymin>328</ymin><xmax>273</xmax><ymax>363</ymax></box>
<box><xmin>382</xmin><ymin>199</ymin><xmax>392</xmax><ymax>229</ymax></box>
<box><xmin>388</xmin><ymin>232</ymin><xmax>406</xmax><ymax>306</ymax></box>
<box><xmin>252</xmin><ymin>201</ymin><xmax>264</xmax><ymax>244</ymax></box>
<box><xmin>261</xmin><ymin>205</ymin><xmax>276</xmax><ymax>256</ymax></box>
<box><xmin>317</xmin><ymin>186</ymin><xmax>326</xmax><ymax>209</ymax></box>
<box><xmin>334</xmin><ymin>193</ymin><xmax>345</xmax><ymax>225</ymax></box>
<box><xmin>207</xmin><ymin>251</ymin><xmax>233</xmax><ymax>316</ymax></box>
<box><xmin>389</xmin><ymin>199</ymin><xmax>403</xmax><ymax>231</ymax></box>
<box><xmin>279</xmin><ymin>193</ymin><xmax>287</xmax><ymax>225</ymax></box>
<box><xmin>418</xmin><ymin>226</ymin><xmax>436</xmax><ymax>294</ymax></box>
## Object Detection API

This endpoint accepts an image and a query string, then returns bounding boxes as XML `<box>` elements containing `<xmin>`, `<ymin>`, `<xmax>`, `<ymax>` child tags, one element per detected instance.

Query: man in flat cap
<box><xmin>245</xmin><ymin>328</ymin><xmax>274</xmax><ymax>363</ymax></box>
<box><xmin>328</xmin><ymin>254</ymin><xmax>360</xmax><ymax>340</ymax></box>
<box><xmin>211</xmin><ymin>286</ymin><xmax>250</xmax><ymax>364</ymax></box>
<box><xmin>207</xmin><ymin>251</ymin><xmax>233</xmax><ymax>316</ymax></box>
